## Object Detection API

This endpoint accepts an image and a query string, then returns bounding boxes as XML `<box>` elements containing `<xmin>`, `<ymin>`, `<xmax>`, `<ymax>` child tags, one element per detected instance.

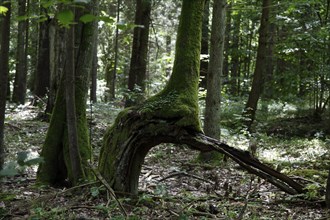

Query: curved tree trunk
<box><xmin>99</xmin><ymin>0</ymin><xmax>305</xmax><ymax>197</ymax></box>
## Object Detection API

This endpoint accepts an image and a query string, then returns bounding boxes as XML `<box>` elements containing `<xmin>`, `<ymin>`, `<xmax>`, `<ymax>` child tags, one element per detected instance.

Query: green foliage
<box><xmin>79</xmin><ymin>13</ymin><xmax>95</xmax><ymax>23</ymax></box>
<box><xmin>90</xmin><ymin>186</ymin><xmax>100</xmax><ymax>197</ymax></box>
<box><xmin>0</xmin><ymin>6</ymin><xmax>8</xmax><ymax>15</ymax></box>
<box><xmin>303</xmin><ymin>183</ymin><xmax>322</xmax><ymax>200</ymax></box>
<box><xmin>56</xmin><ymin>9</ymin><xmax>75</xmax><ymax>28</ymax></box>
<box><xmin>0</xmin><ymin>151</ymin><xmax>44</xmax><ymax>177</ymax></box>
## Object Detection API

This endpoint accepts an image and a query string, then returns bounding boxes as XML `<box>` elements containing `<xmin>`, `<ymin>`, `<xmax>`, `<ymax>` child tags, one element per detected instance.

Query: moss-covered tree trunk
<box><xmin>37</xmin><ymin>2</ymin><xmax>97</xmax><ymax>186</ymax></box>
<box><xmin>99</xmin><ymin>0</ymin><xmax>304</xmax><ymax>196</ymax></box>
<box><xmin>99</xmin><ymin>0</ymin><xmax>204</xmax><ymax>194</ymax></box>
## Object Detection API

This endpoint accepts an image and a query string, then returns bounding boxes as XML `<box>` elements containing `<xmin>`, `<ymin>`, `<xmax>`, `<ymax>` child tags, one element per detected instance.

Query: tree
<box><xmin>98</xmin><ymin>0</ymin><xmax>304</xmax><ymax>196</ymax></box>
<box><xmin>201</xmin><ymin>0</ymin><xmax>227</xmax><ymax>160</ymax></box>
<box><xmin>199</xmin><ymin>0</ymin><xmax>210</xmax><ymax>89</ymax></box>
<box><xmin>125</xmin><ymin>0</ymin><xmax>152</xmax><ymax>107</ymax></box>
<box><xmin>33</xmin><ymin>7</ymin><xmax>51</xmax><ymax>100</ymax></box>
<box><xmin>243</xmin><ymin>0</ymin><xmax>271</xmax><ymax>129</ymax></box>
<box><xmin>12</xmin><ymin>0</ymin><xmax>28</xmax><ymax>104</ymax></box>
<box><xmin>37</xmin><ymin>1</ymin><xmax>98</xmax><ymax>186</ymax></box>
<box><xmin>0</xmin><ymin>1</ymin><xmax>11</xmax><ymax>170</ymax></box>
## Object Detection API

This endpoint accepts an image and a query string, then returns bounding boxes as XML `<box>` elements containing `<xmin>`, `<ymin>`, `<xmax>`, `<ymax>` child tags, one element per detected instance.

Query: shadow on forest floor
<box><xmin>0</xmin><ymin>103</ymin><xmax>329</xmax><ymax>219</ymax></box>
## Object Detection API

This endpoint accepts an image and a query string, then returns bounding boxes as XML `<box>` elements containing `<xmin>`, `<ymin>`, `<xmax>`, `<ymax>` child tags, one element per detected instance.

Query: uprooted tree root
<box><xmin>98</xmin><ymin>108</ymin><xmax>305</xmax><ymax>196</ymax></box>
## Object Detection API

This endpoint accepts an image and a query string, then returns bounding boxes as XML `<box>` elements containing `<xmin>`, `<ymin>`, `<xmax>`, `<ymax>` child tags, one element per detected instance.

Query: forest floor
<box><xmin>0</xmin><ymin>102</ymin><xmax>329</xmax><ymax>219</ymax></box>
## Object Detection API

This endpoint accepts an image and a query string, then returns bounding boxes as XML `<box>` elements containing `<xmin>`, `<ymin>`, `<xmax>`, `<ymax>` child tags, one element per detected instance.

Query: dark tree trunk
<box><xmin>90</xmin><ymin>34</ymin><xmax>98</xmax><ymax>103</ymax></box>
<box><xmin>34</xmin><ymin>9</ymin><xmax>51</xmax><ymax>100</ymax></box>
<box><xmin>243</xmin><ymin>0</ymin><xmax>271</xmax><ymax>129</ymax></box>
<box><xmin>65</xmin><ymin>13</ymin><xmax>84</xmax><ymax>185</ymax></box>
<box><xmin>0</xmin><ymin>1</ymin><xmax>11</xmax><ymax>170</ymax></box>
<box><xmin>199</xmin><ymin>0</ymin><xmax>210</xmax><ymax>89</ymax></box>
<box><xmin>223</xmin><ymin>2</ymin><xmax>232</xmax><ymax>82</ymax></box>
<box><xmin>126</xmin><ymin>0</ymin><xmax>151</xmax><ymax>107</ymax></box>
<box><xmin>229</xmin><ymin>12</ymin><xmax>241</xmax><ymax>96</ymax></box>
<box><xmin>12</xmin><ymin>0</ymin><xmax>28</xmax><ymax>104</ymax></box>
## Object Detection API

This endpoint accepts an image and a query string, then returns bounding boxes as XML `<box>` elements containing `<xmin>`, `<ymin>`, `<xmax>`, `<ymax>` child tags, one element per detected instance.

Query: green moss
<box><xmin>0</xmin><ymin>193</ymin><xmax>16</xmax><ymax>201</ymax></box>
<box><xmin>289</xmin><ymin>169</ymin><xmax>328</xmax><ymax>182</ymax></box>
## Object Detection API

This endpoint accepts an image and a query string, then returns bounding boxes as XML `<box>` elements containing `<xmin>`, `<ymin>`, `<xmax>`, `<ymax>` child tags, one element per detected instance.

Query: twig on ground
<box><xmin>89</xmin><ymin>164</ymin><xmax>128</xmax><ymax>217</ymax></box>
<box><xmin>158</xmin><ymin>171</ymin><xmax>214</xmax><ymax>184</ymax></box>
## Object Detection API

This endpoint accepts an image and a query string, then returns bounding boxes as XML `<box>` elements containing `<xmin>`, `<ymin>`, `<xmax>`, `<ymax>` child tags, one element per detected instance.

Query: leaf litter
<box><xmin>0</xmin><ymin>103</ymin><xmax>328</xmax><ymax>219</ymax></box>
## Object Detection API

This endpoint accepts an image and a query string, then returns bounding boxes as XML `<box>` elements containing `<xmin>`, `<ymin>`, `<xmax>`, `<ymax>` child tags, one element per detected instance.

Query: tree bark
<box><xmin>90</xmin><ymin>33</ymin><xmax>98</xmax><ymax>103</ymax></box>
<box><xmin>37</xmin><ymin>1</ymin><xmax>97</xmax><ymax>186</ymax></box>
<box><xmin>229</xmin><ymin>12</ymin><xmax>241</xmax><ymax>96</ymax></box>
<box><xmin>243</xmin><ymin>0</ymin><xmax>271</xmax><ymax>129</ymax></box>
<box><xmin>201</xmin><ymin>0</ymin><xmax>227</xmax><ymax>161</ymax></box>
<box><xmin>65</xmin><ymin>14</ymin><xmax>84</xmax><ymax>185</ymax></box>
<box><xmin>126</xmin><ymin>0</ymin><xmax>151</xmax><ymax>107</ymax></box>
<box><xmin>34</xmin><ymin>8</ymin><xmax>51</xmax><ymax>100</ymax></box>
<box><xmin>12</xmin><ymin>0</ymin><xmax>28</xmax><ymax>104</ymax></box>
<box><xmin>204</xmin><ymin>0</ymin><xmax>226</xmax><ymax>139</ymax></box>
<box><xmin>0</xmin><ymin>1</ymin><xmax>11</xmax><ymax>170</ymax></box>
<box><xmin>99</xmin><ymin>0</ymin><xmax>205</xmax><ymax>193</ymax></box>
<box><xmin>199</xmin><ymin>0</ymin><xmax>210</xmax><ymax>89</ymax></box>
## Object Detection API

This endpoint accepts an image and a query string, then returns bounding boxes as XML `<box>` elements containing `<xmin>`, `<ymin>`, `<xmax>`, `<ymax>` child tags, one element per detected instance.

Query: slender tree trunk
<box><xmin>0</xmin><ymin>1</ymin><xmax>11</xmax><ymax>170</ymax></box>
<box><xmin>13</xmin><ymin>0</ymin><xmax>28</xmax><ymax>104</ymax></box>
<box><xmin>199</xmin><ymin>0</ymin><xmax>210</xmax><ymax>89</ymax></box>
<box><xmin>90</xmin><ymin>33</ymin><xmax>98</xmax><ymax>103</ymax></box>
<box><xmin>45</xmin><ymin>19</ymin><xmax>57</xmax><ymax>116</ymax></box>
<box><xmin>223</xmin><ymin>2</ymin><xmax>232</xmax><ymax>82</ymax></box>
<box><xmin>126</xmin><ymin>0</ymin><xmax>151</xmax><ymax>107</ymax></box>
<box><xmin>243</xmin><ymin>0</ymin><xmax>271</xmax><ymax>130</ymax></box>
<box><xmin>34</xmin><ymin>8</ymin><xmax>51</xmax><ymax>100</ymax></box>
<box><xmin>108</xmin><ymin>0</ymin><xmax>121</xmax><ymax>100</ymax></box>
<box><xmin>229</xmin><ymin>12</ymin><xmax>241</xmax><ymax>96</ymax></box>
<box><xmin>201</xmin><ymin>0</ymin><xmax>227</xmax><ymax>161</ymax></box>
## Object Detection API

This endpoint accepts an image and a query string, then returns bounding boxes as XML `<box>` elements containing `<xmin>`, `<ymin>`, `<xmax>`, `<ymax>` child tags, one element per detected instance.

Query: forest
<box><xmin>0</xmin><ymin>0</ymin><xmax>330</xmax><ymax>219</ymax></box>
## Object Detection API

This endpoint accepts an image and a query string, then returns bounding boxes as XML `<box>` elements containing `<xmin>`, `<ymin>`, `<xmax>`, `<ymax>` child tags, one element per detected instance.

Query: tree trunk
<box><xmin>37</xmin><ymin>1</ymin><xmax>97</xmax><ymax>186</ymax></box>
<box><xmin>12</xmin><ymin>0</ymin><xmax>28</xmax><ymax>104</ymax></box>
<box><xmin>34</xmin><ymin>8</ymin><xmax>51</xmax><ymax>100</ymax></box>
<box><xmin>90</xmin><ymin>33</ymin><xmax>98</xmax><ymax>103</ymax></box>
<box><xmin>199</xmin><ymin>0</ymin><xmax>210</xmax><ymax>89</ymax></box>
<box><xmin>99</xmin><ymin>0</ymin><xmax>205</xmax><ymax>194</ymax></box>
<box><xmin>125</xmin><ymin>0</ymin><xmax>151</xmax><ymax>107</ymax></box>
<box><xmin>229</xmin><ymin>12</ymin><xmax>241</xmax><ymax>96</ymax></box>
<box><xmin>201</xmin><ymin>0</ymin><xmax>227</xmax><ymax>160</ymax></box>
<box><xmin>243</xmin><ymin>0</ymin><xmax>271</xmax><ymax>130</ymax></box>
<box><xmin>0</xmin><ymin>1</ymin><xmax>11</xmax><ymax>170</ymax></box>
<box><xmin>223</xmin><ymin>2</ymin><xmax>232</xmax><ymax>82</ymax></box>
<box><xmin>98</xmin><ymin>0</ymin><xmax>304</xmax><ymax>198</ymax></box>
<box><xmin>65</xmin><ymin>13</ymin><xmax>84</xmax><ymax>185</ymax></box>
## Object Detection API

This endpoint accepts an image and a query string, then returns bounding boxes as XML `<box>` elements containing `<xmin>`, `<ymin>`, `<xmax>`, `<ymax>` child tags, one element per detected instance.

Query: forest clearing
<box><xmin>1</xmin><ymin>0</ymin><xmax>330</xmax><ymax>219</ymax></box>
